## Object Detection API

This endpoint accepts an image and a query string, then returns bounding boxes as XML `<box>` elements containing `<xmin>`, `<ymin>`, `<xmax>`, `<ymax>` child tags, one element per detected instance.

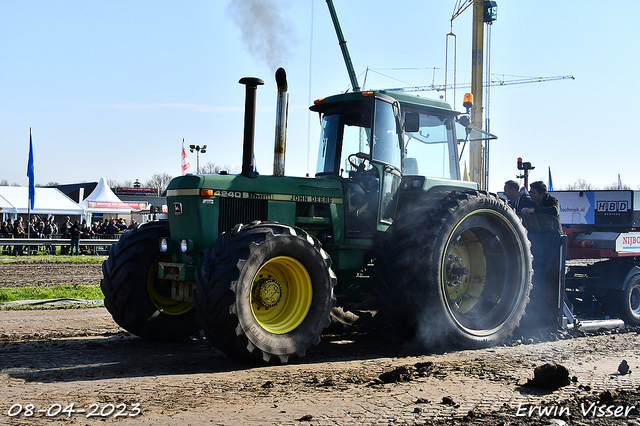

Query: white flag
<box><xmin>181</xmin><ymin>139</ymin><xmax>191</xmax><ymax>175</ymax></box>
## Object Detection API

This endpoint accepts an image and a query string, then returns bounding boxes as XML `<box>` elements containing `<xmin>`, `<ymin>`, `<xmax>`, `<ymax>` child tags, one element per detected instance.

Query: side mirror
<box><xmin>404</xmin><ymin>112</ymin><xmax>420</xmax><ymax>133</ymax></box>
<box><xmin>457</xmin><ymin>114</ymin><xmax>471</xmax><ymax>127</ymax></box>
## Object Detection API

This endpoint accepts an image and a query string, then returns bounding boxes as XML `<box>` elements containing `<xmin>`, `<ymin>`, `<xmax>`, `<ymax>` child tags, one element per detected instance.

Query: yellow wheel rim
<box><xmin>147</xmin><ymin>254</ymin><xmax>193</xmax><ymax>316</ymax></box>
<box><xmin>445</xmin><ymin>229</ymin><xmax>486</xmax><ymax>314</ymax></box>
<box><xmin>250</xmin><ymin>256</ymin><xmax>313</xmax><ymax>334</ymax></box>
<box><xmin>441</xmin><ymin>208</ymin><xmax>526</xmax><ymax>335</ymax></box>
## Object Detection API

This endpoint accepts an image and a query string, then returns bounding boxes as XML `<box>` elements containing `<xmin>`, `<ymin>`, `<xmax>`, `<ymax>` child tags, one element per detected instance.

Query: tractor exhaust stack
<box><xmin>273</xmin><ymin>68</ymin><xmax>289</xmax><ymax>177</ymax></box>
<box><xmin>239</xmin><ymin>77</ymin><xmax>264</xmax><ymax>178</ymax></box>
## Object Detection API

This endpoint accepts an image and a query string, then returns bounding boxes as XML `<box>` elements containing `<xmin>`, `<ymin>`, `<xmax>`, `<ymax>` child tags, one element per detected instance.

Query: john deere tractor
<box><xmin>100</xmin><ymin>67</ymin><xmax>533</xmax><ymax>364</ymax></box>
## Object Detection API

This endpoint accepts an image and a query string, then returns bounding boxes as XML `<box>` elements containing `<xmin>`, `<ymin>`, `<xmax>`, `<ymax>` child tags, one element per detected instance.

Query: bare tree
<box><xmin>564</xmin><ymin>178</ymin><xmax>598</xmax><ymax>191</ymax></box>
<box><xmin>602</xmin><ymin>182</ymin><xmax>632</xmax><ymax>190</ymax></box>
<box><xmin>106</xmin><ymin>179</ymin><xmax>135</xmax><ymax>189</ymax></box>
<box><xmin>200</xmin><ymin>162</ymin><xmax>239</xmax><ymax>174</ymax></box>
<box><xmin>145</xmin><ymin>173</ymin><xmax>173</xmax><ymax>194</ymax></box>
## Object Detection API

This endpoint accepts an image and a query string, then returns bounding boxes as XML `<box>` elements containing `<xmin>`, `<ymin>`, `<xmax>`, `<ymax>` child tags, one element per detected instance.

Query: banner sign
<box><xmin>115</xmin><ymin>187</ymin><xmax>158</xmax><ymax>196</ymax></box>
<box><xmin>87</xmin><ymin>201</ymin><xmax>148</xmax><ymax>209</ymax></box>
<box><xmin>553</xmin><ymin>190</ymin><xmax>633</xmax><ymax>227</ymax></box>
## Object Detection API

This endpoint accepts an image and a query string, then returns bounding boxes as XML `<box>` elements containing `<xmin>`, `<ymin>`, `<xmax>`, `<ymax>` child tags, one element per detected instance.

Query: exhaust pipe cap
<box><xmin>239</xmin><ymin>77</ymin><xmax>265</xmax><ymax>86</ymax></box>
<box><xmin>275</xmin><ymin>68</ymin><xmax>287</xmax><ymax>92</ymax></box>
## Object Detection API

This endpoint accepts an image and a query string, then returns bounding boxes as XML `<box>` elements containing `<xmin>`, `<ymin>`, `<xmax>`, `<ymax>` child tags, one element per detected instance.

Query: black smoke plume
<box><xmin>226</xmin><ymin>0</ymin><xmax>298</xmax><ymax>70</ymax></box>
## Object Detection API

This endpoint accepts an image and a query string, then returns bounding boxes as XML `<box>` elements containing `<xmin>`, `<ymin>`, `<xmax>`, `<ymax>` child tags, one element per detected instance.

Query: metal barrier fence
<box><xmin>0</xmin><ymin>236</ymin><xmax>120</xmax><ymax>256</ymax></box>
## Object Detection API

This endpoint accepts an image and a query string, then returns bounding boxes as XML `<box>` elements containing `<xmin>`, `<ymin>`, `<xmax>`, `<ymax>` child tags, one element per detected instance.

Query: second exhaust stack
<box><xmin>239</xmin><ymin>76</ymin><xmax>264</xmax><ymax>178</ymax></box>
<box><xmin>273</xmin><ymin>67</ymin><xmax>289</xmax><ymax>177</ymax></box>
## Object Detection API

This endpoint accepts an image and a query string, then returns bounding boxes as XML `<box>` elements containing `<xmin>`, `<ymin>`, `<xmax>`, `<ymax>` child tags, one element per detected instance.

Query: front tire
<box><xmin>194</xmin><ymin>222</ymin><xmax>336</xmax><ymax>363</ymax></box>
<box><xmin>101</xmin><ymin>221</ymin><xmax>198</xmax><ymax>341</ymax></box>
<box><xmin>373</xmin><ymin>191</ymin><xmax>533</xmax><ymax>349</ymax></box>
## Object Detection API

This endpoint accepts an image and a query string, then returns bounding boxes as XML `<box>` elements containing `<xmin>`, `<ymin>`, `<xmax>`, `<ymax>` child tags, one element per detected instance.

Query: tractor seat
<box><xmin>404</xmin><ymin>158</ymin><xmax>419</xmax><ymax>175</ymax></box>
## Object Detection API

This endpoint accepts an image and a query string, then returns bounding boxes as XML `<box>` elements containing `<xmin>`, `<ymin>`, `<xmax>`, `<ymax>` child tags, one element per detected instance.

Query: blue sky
<box><xmin>1</xmin><ymin>1</ymin><xmax>639</xmax><ymax>193</ymax></box>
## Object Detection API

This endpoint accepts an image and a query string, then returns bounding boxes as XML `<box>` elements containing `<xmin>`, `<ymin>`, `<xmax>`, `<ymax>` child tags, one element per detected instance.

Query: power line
<box><xmin>384</xmin><ymin>74</ymin><xmax>575</xmax><ymax>93</ymax></box>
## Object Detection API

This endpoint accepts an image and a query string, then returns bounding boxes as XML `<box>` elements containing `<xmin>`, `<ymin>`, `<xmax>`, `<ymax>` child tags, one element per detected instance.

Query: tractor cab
<box><xmin>311</xmin><ymin>90</ymin><xmax>465</xmax><ymax>236</ymax></box>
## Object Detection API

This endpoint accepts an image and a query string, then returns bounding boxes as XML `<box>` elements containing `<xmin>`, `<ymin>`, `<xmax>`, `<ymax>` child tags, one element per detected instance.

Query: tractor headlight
<box><xmin>401</xmin><ymin>177</ymin><xmax>424</xmax><ymax>190</ymax></box>
<box><xmin>179</xmin><ymin>238</ymin><xmax>194</xmax><ymax>253</ymax></box>
<box><xmin>179</xmin><ymin>239</ymin><xmax>189</xmax><ymax>253</ymax></box>
<box><xmin>159</xmin><ymin>237</ymin><xmax>169</xmax><ymax>252</ymax></box>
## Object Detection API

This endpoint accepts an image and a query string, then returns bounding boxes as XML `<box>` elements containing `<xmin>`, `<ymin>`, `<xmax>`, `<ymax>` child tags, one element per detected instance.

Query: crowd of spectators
<box><xmin>0</xmin><ymin>215</ymin><xmax>138</xmax><ymax>256</ymax></box>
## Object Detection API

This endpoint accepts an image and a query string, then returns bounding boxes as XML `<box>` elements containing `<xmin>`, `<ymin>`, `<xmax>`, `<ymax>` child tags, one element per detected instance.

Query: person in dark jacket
<box><xmin>70</xmin><ymin>220</ymin><xmax>82</xmax><ymax>255</ymax></box>
<box><xmin>105</xmin><ymin>220</ymin><xmax>119</xmax><ymax>235</ymax></box>
<box><xmin>1</xmin><ymin>219</ymin><xmax>13</xmax><ymax>255</ymax></box>
<box><xmin>59</xmin><ymin>216</ymin><xmax>72</xmax><ymax>254</ymax></box>
<box><xmin>521</xmin><ymin>181</ymin><xmax>561</xmax><ymax>230</ymax></box>
<box><xmin>13</xmin><ymin>217</ymin><xmax>25</xmax><ymax>255</ymax></box>
<box><xmin>503</xmin><ymin>180</ymin><xmax>535</xmax><ymax>213</ymax></box>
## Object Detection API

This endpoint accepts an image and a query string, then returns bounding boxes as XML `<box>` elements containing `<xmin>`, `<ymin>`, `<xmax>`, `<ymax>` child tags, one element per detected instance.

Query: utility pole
<box><xmin>469</xmin><ymin>0</ymin><xmax>485</xmax><ymax>190</ymax></box>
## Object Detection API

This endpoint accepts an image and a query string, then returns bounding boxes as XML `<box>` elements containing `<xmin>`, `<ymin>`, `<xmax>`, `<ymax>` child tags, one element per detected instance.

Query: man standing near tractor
<box><xmin>503</xmin><ymin>180</ymin><xmax>535</xmax><ymax>213</ymax></box>
<box><xmin>521</xmin><ymin>181</ymin><xmax>561</xmax><ymax>230</ymax></box>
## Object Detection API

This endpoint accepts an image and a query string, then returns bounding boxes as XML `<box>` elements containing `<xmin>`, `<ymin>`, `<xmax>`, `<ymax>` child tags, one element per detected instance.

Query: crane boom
<box><xmin>385</xmin><ymin>75</ymin><xmax>575</xmax><ymax>93</ymax></box>
<box><xmin>326</xmin><ymin>0</ymin><xmax>360</xmax><ymax>92</ymax></box>
<box><xmin>451</xmin><ymin>0</ymin><xmax>474</xmax><ymax>22</ymax></box>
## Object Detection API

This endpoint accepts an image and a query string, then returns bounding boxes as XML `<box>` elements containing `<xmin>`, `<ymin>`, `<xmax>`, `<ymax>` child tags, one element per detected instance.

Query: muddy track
<box><xmin>0</xmin><ymin>261</ymin><xmax>103</xmax><ymax>288</ymax></box>
<box><xmin>1</xmin><ymin>262</ymin><xmax>640</xmax><ymax>424</ymax></box>
<box><xmin>1</xmin><ymin>307</ymin><xmax>639</xmax><ymax>425</ymax></box>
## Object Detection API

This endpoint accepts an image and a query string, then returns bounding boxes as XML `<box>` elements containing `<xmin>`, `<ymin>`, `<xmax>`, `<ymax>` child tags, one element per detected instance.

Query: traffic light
<box><xmin>517</xmin><ymin>157</ymin><xmax>534</xmax><ymax>171</ymax></box>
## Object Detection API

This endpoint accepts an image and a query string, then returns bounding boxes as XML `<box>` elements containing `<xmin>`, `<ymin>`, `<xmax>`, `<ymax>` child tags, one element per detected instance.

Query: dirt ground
<box><xmin>1</xmin><ymin>261</ymin><xmax>639</xmax><ymax>425</ymax></box>
<box><xmin>0</xmin><ymin>260</ymin><xmax>103</xmax><ymax>288</ymax></box>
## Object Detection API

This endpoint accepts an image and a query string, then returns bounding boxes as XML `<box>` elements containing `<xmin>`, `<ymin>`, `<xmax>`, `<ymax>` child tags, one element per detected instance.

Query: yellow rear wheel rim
<box><xmin>251</xmin><ymin>256</ymin><xmax>313</xmax><ymax>334</ymax></box>
<box><xmin>445</xmin><ymin>229</ymin><xmax>487</xmax><ymax>314</ymax></box>
<box><xmin>441</xmin><ymin>208</ymin><xmax>526</xmax><ymax>335</ymax></box>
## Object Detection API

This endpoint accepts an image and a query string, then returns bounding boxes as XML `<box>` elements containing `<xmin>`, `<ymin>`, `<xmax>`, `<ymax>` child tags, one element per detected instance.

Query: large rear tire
<box><xmin>101</xmin><ymin>221</ymin><xmax>198</xmax><ymax>341</ymax></box>
<box><xmin>373</xmin><ymin>190</ymin><xmax>532</xmax><ymax>349</ymax></box>
<box><xmin>194</xmin><ymin>222</ymin><xmax>336</xmax><ymax>364</ymax></box>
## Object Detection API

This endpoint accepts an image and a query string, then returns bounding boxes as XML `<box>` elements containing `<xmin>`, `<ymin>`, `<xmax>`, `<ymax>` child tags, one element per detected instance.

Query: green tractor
<box><xmin>101</xmin><ymin>68</ymin><xmax>533</xmax><ymax>364</ymax></box>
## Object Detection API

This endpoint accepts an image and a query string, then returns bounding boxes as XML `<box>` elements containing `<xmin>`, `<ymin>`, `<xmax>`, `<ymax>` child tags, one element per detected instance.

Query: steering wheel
<box><xmin>348</xmin><ymin>152</ymin><xmax>371</xmax><ymax>169</ymax></box>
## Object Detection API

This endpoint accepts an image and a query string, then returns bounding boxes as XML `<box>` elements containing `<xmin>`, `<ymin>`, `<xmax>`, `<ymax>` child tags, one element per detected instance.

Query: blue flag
<box><xmin>27</xmin><ymin>129</ymin><xmax>35</xmax><ymax>210</ymax></box>
<box><xmin>548</xmin><ymin>166</ymin><xmax>553</xmax><ymax>192</ymax></box>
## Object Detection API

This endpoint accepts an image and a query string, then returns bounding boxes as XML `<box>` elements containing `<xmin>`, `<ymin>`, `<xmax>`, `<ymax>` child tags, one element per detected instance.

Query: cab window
<box><xmin>402</xmin><ymin>110</ymin><xmax>457</xmax><ymax>179</ymax></box>
<box><xmin>372</xmin><ymin>100</ymin><xmax>401</xmax><ymax>169</ymax></box>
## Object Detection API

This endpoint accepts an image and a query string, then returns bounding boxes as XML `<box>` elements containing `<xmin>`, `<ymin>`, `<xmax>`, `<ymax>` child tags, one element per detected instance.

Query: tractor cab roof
<box><xmin>310</xmin><ymin>90</ymin><xmax>497</xmax><ymax>143</ymax></box>
<box><xmin>310</xmin><ymin>90</ymin><xmax>457</xmax><ymax>115</ymax></box>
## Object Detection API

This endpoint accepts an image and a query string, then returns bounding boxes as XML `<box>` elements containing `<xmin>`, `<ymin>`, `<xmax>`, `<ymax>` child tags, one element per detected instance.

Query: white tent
<box><xmin>79</xmin><ymin>178</ymin><xmax>147</xmax><ymax>220</ymax></box>
<box><xmin>0</xmin><ymin>186</ymin><xmax>85</xmax><ymax>218</ymax></box>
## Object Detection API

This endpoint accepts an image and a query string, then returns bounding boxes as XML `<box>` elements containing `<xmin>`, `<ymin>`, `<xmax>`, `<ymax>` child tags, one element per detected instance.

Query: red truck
<box><xmin>553</xmin><ymin>189</ymin><xmax>640</xmax><ymax>326</ymax></box>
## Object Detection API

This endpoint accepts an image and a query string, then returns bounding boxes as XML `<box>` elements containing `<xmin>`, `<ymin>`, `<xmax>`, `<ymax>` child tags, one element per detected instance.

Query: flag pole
<box><xmin>27</xmin><ymin>128</ymin><xmax>32</xmax><ymax>254</ymax></box>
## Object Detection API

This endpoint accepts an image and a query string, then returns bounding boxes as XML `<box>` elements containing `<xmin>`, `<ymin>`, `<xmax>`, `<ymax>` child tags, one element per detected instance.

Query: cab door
<box><xmin>371</xmin><ymin>99</ymin><xmax>403</xmax><ymax>227</ymax></box>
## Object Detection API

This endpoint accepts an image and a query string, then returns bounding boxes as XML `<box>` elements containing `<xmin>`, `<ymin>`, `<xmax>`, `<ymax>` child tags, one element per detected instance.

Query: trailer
<box><xmin>553</xmin><ymin>189</ymin><xmax>640</xmax><ymax>326</ymax></box>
